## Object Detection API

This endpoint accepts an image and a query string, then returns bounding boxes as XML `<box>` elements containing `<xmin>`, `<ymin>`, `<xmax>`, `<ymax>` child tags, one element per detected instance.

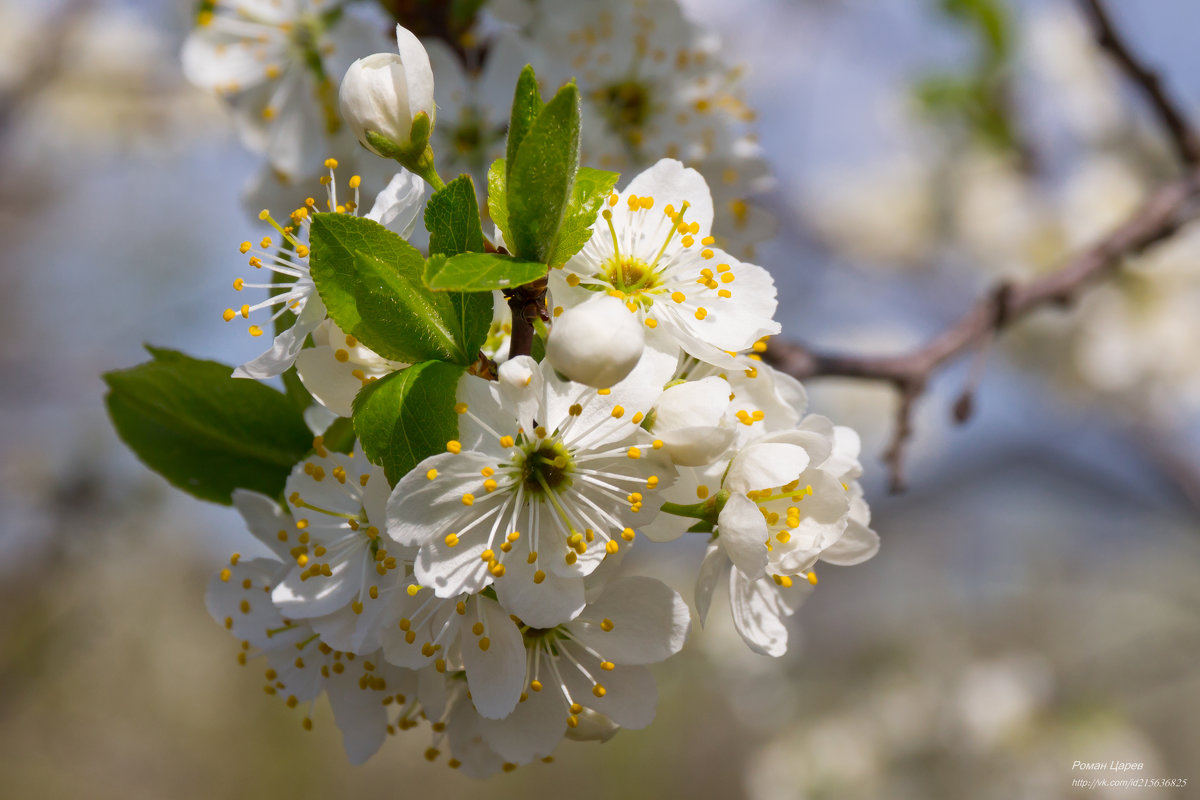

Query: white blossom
<box><xmin>340</xmin><ymin>25</ymin><xmax>437</xmax><ymax>157</ymax></box>
<box><xmin>545</xmin><ymin>294</ymin><xmax>646</xmax><ymax>388</ymax></box>
<box><xmin>549</xmin><ymin>158</ymin><xmax>780</xmax><ymax>370</ymax></box>
<box><xmin>227</xmin><ymin>164</ymin><xmax>423</xmax><ymax>379</ymax></box>
<box><xmin>182</xmin><ymin>0</ymin><xmax>388</xmax><ymax>177</ymax></box>
<box><xmin>386</xmin><ymin>355</ymin><xmax>676</xmax><ymax>628</ymax></box>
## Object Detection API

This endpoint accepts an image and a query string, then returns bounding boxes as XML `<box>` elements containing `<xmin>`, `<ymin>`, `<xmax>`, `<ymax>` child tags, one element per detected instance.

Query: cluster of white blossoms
<box><xmin>156</xmin><ymin>10</ymin><xmax>879</xmax><ymax>779</ymax></box>
<box><xmin>492</xmin><ymin>0</ymin><xmax>777</xmax><ymax>257</ymax></box>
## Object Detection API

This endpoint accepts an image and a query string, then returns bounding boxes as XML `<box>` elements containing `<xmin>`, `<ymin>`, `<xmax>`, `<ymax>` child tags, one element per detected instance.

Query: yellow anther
<box><xmin>480</xmin><ymin>549</ymin><xmax>495</xmax><ymax>562</ymax></box>
<box><xmin>702</xmin><ymin>236</ymin><xmax>716</xmax><ymax>246</ymax></box>
<box><xmin>500</xmin><ymin>435</ymin><xmax>515</xmax><ymax>448</ymax></box>
<box><xmin>611</xmin><ymin>405</ymin><xmax>625</xmax><ymax>419</ymax></box>
<box><xmin>407</xmin><ymin>584</ymin><xmax>422</xmax><ymax>596</ymax></box>
<box><xmin>621</xmin><ymin>527</ymin><xmax>635</xmax><ymax>542</ymax></box>
<box><xmin>652</xmin><ymin>440</ymin><xmax>664</xmax><ymax>450</ymax></box>
<box><xmin>479</xmin><ymin>637</ymin><xmax>491</xmax><ymax>651</ymax></box>
<box><xmin>426</xmin><ymin>469</ymin><xmax>438</xmax><ymax>480</ymax></box>
<box><xmin>592</xmin><ymin>684</ymin><xmax>607</xmax><ymax>698</ymax></box>
<box><xmin>334</xmin><ymin>348</ymin><xmax>350</xmax><ymax>363</ymax></box>
<box><xmin>645</xmin><ymin>318</ymin><xmax>658</xmax><ymax>328</ymax></box>
<box><xmin>533</xmin><ymin>570</ymin><xmax>546</xmax><ymax>584</ymax></box>
<box><xmin>647</xmin><ymin>475</ymin><xmax>659</xmax><ymax>488</ymax></box>
<box><xmin>324</xmin><ymin>158</ymin><xmax>339</xmax><ymax>169</ymax></box>
<box><xmin>600</xmin><ymin>661</ymin><xmax>615</xmax><ymax>671</ymax></box>
<box><xmin>566</xmin><ymin>272</ymin><xmax>581</xmax><ymax>287</ymax></box>
<box><xmin>807</xmin><ymin>571</ymin><xmax>818</xmax><ymax>585</ymax></box>
<box><xmin>454</xmin><ymin>402</ymin><xmax>468</xmax><ymax>414</ymax></box>
<box><xmin>447</xmin><ymin>440</ymin><xmax>462</xmax><ymax>454</ymax></box>
<box><xmin>605</xmin><ymin>540</ymin><xmax>619</xmax><ymax>554</ymax></box>
<box><xmin>352</xmin><ymin>600</ymin><xmax>364</xmax><ymax>615</ymax></box>
<box><xmin>600</xmin><ymin>618</ymin><xmax>615</xmax><ymax>632</ymax></box>
<box><xmin>627</xmin><ymin>447</ymin><xmax>641</xmax><ymax>459</ymax></box>
<box><xmin>721</xmin><ymin>272</ymin><xmax>735</xmax><ymax>283</ymax></box>
<box><xmin>222</xmin><ymin>308</ymin><xmax>236</xmax><ymax>322</ymax></box>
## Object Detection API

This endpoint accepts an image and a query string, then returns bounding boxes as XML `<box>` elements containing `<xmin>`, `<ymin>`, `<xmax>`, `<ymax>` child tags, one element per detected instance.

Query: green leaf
<box><xmin>352</xmin><ymin>250</ymin><xmax>468</xmax><ymax>363</ymax></box>
<box><xmin>507</xmin><ymin>82</ymin><xmax>581</xmax><ymax>263</ymax></box>
<box><xmin>281</xmin><ymin>365</ymin><xmax>314</xmax><ymax>413</ymax></box>
<box><xmin>103</xmin><ymin>348</ymin><xmax>313</xmax><ymax>505</ymax></box>
<box><xmin>549</xmin><ymin>167</ymin><xmax>619</xmax><ymax>266</ymax></box>
<box><xmin>352</xmin><ymin>360</ymin><xmax>464</xmax><ymax>484</ymax></box>
<box><xmin>426</xmin><ymin>174</ymin><xmax>484</xmax><ymax>257</ymax></box>
<box><xmin>425</xmin><ymin>251</ymin><xmax>546</xmax><ymax>292</ymax></box>
<box><xmin>487</xmin><ymin>158</ymin><xmax>509</xmax><ymax>247</ymax></box>
<box><xmin>506</xmin><ymin>65</ymin><xmax>543</xmax><ymax>185</ymax></box>
<box><xmin>321</xmin><ymin>416</ymin><xmax>356</xmax><ymax>454</ymax></box>
<box><xmin>309</xmin><ymin>212</ymin><xmax>491</xmax><ymax>365</ymax></box>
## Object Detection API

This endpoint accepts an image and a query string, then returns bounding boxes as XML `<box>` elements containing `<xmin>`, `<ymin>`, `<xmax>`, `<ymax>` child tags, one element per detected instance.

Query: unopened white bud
<box><xmin>651</xmin><ymin>376</ymin><xmax>735</xmax><ymax>466</ymax></box>
<box><xmin>546</xmin><ymin>295</ymin><xmax>645</xmax><ymax>388</ymax></box>
<box><xmin>339</xmin><ymin>25</ymin><xmax>435</xmax><ymax>158</ymax></box>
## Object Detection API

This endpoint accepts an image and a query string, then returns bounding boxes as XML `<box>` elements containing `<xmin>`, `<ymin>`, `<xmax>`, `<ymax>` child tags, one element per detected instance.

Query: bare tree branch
<box><xmin>1078</xmin><ymin>0</ymin><xmax>1200</xmax><ymax>167</ymax></box>
<box><xmin>765</xmin><ymin>168</ymin><xmax>1200</xmax><ymax>490</ymax></box>
<box><xmin>764</xmin><ymin>2</ymin><xmax>1200</xmax><ymax>492</ymax></box>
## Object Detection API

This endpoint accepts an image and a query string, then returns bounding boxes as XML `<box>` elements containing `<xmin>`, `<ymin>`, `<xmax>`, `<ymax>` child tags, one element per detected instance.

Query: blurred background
<box><xmin>1</xmin><ymin>0</ymin><xmax>1199</xmax><ymax>797</ymax></box>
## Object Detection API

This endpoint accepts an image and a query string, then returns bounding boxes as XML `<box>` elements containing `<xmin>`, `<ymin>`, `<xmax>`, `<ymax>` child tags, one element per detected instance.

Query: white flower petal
<box><xmin>494</xmin><ymin>548</ymin><xmax>586</xmax><ymax>628</ymax></box>
<box><xmin>716</xmin><ymin>492</ymin><xmax>769</xmax><ymax>579</ymax></box>
<box><xmin>232</xmin><ymin>294</ymin><xmax>326</xmax><ymax>379</ymax></box>
<box><xmin>729</xmin><ymin>569</ymin><xmax>800</xmax><ymax>657</ymax></box>
<box><xmin>231</xmin><ymin>489</ymin><xmax>296</xmax><ymax>560</ymax></box>
<box><xmin>694</xmin><ymin>543</ymin><xmax>727</xmax><ymax>626</ymax></box>
<box><xmin>724</xmin><ymin>441</ymin><xmax>810</xmax><ymax>495</ymax></box>
<box><xmin>461</xmin><ymin>596</ymin><xmax>526</xmax><ymax>719</ymax></box>
<box><xmin>325</xmin><ymin>661</ymin><xmax>389</xmax><ymax>764</ymax></box>
<box><xmin>564</xmin><ymin>657</ymin><xmax>658</xmax><ymax>729</ymax></box>
<box><xmin>364</xmin><ymin>170</ymin><xmax>425</xmax><ymax>237</ymax></box>
<box><xmin>478</xmin><ymin>686</ymin><xmax>565</xmax><ymax>762</ymax></box>
<box><xmin>567</xmin><ymin>576</ymin><xmax>690</xmax><ymax>665</ymax></box>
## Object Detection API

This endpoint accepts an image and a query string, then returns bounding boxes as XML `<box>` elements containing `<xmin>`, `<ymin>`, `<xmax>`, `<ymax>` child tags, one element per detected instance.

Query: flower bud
<box><xmin>339</xmin><ymin>25</ymin><xmax>435</xmax><ymax>159</ymax></box>
<box><xmin>546</xmin><ymin>295</ymin><xmax>645</xmax><ymax>388</ymax></box>
<box><xmin>651</xmin><ymin>376</ymin><xmax>735</xmax><ymax>466</ymax></box>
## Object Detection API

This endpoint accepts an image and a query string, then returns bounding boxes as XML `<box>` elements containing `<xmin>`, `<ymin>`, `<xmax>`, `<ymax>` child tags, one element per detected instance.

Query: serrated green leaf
<box><xmin>487</xmin><ymin>158</ymin><xmax>509</xmax><ymax>247</ymax></box>
<box><xmin>549</xmin><ymin>167</ymin><xmax>619</xmax><ymax>266</ymax></box>
<box><xmin>352</xmin><ymin>360</ymin><xmax>463</xmax><ymax>484</ymax></box>
<box><xmin>425</xmin><ymin>251</ymin><xmax>546</xmax><ymax>292</ymax></box>
<box><xmin>506</xmin><ymin>65</ymin><xmax>543</xmax><ymax>185</ymax></box>
<box><xmin>507</xmin><ymin>82</ymin><xmax>581</xmax><ymax>263</ymax></box>
<box><xmin>104</xmin><ymin>348</ymin><xmax>313</xmax><ymax>505</ymax></box>
<box><xmin>426</xmin><ymin>174</ymin><xmax>484</xmax><ymax>257</ymax></box>
<box><xmin>352</xmin><ymin>250</ymin><xmax>469</xmax><ymax>363</ymax></box>
<box><xmin>310</xmin><ymin>213</ymin><xmax>491</xmax><ymax>366</ymax></box>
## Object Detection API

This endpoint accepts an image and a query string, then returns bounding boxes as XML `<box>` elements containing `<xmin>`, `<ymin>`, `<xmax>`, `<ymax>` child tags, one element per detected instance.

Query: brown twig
<box><xmin>765</xmin><ymin>2</ymin><xmax>1200</xmax><ymax>492</ymax></box>
<box><xmin>764</xmin><ymin>168</ymin><xmax>1200</xmax><ymax>490</ymax></box>
<box><xmin>1078</xmin><ymin>0</ymin><xmax>1200</xmax><ymax>167</ymax></box>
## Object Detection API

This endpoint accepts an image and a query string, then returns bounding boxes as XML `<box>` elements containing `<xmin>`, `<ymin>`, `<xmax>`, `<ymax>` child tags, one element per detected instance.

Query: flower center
<box><xmin>518</xmin><ymin>440</ymin><xmax>576</xmax><ymax>496</ymax></box>
<box><xmin>595</xmin><ymin>80</ymin><xmax>653</xmax><ymax>130</ymax></box>
<box><xmin>603</xmin><ymin>254</ymin><xmax>656</xmax><ymax>293</ymax></box>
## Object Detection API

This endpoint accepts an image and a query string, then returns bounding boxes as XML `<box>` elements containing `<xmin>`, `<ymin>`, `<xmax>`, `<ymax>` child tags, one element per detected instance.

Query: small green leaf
<box><xmin>549</xmin><ymin>167</ymin><xmax>619</xmax><ymax>266</ymax></box>
<box><xmin>321</xmin><ymin>416</ymin><xmax>356</xmax><ymax>454</ymax></box>
<box><xmin>425</xmin><ymin>252</ymin><xmax>546</xmax><ymax>292</ymax></box>
<box><xmin>507</xmin><ymin>82</ymin><xmax>581</xmax><ymax>263</ymax></box>
<box><xmin>426</xmin><ymin>174</ymin><xmax>484</xmax><ymax>257</ymax></box>
<box><xmin>104</xmin><ymin>348</ymin><xmax>313</xmax><ymax>505</ymax></box>
<box><xmin>353</xmin><ymin>360</ymin><xmax>464</xmax><ymax>484</ymax></box>
<box><xmin>310</xmin><ymin>213</ymin><xmax>491</xmax><ymax>366</ymax></box>
<box><xmin>506</xmin><ymin>65</ymin><xmax>543</xmax><ymax>185</ymax></box>
<box><xmin>353</xmin><ymin>250</ymin><xmax>468</xmax><ymax>363</ymax></box>
<box><xmin>487</xmin><ymin>158</ymin><xmax>509</xmax><ymax>247</ymax></box>
<box><xmin>281</xmin><ymin>365</ymin><xmax>314</xmax><ymax>413</ymax></box>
